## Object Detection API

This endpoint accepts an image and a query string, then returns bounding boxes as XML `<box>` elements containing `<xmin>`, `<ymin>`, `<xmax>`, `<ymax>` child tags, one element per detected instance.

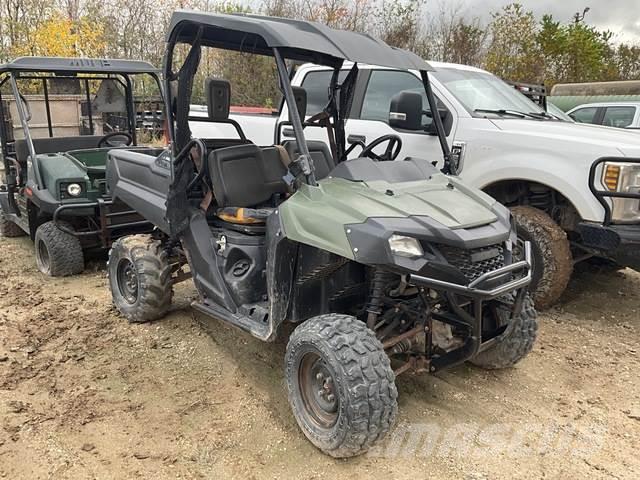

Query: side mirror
<box><xmin>389</xmin><ymin>91</ymin><xmax>423</xmax><ymax>130</ymax></box>
<box><xmin>290</xmin><ymin>86</ymin><xmax>307</xmax><ymax>124</ymax></box>
<box><xmin>282</xmin><ymin>127</ymin><xmax>295</xmax><ymax>138</ymax></box>
<box><xmin>425</xmin><ymin>109</ymin><xmax>453</xmax><ymax>137</ymax></box>
<box><xmin>205</xmin><ymin>78</ymin><xmax>231</xmax><ymax>120</ymax></box>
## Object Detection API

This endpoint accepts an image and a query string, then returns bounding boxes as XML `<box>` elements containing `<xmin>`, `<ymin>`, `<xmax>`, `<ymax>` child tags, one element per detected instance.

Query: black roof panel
<box><xmin>167</xmin><ymin>10</ymin><xmax>432</xmax><ymax>71</ymax></box>
<box><xmin>0</xmin><ymin>57</ymin><xmax>159</xmax><ymax>74</ymax></box>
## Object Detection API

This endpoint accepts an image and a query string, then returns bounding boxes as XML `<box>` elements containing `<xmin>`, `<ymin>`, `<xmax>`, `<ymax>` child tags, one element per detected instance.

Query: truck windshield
<box><xmin>432</xmin><ymin>67</ymin><xmax>546</xmax><ymax>118</ymax></box>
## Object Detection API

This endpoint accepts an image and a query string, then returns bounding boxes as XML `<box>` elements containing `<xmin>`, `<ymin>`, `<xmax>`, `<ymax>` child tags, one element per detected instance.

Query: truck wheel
<box><xmin>511</xmin><ymin>206</ymin><xmax>572</xmax><ymax>309</ymax></box>
<box><xmin>0</xmin><ymin>210</ymin><xmax>25</xmax><ymax>237</ymax></box>
<box><xmin>471</xmin><ymin>293</ymin><xmax>538</xmax><ymax>369</ymax></box>
<box><xmin>108</xmin><ymin>235</ymin><xmax>173</xmax><ymax>323</ymax></box>
<box><xmin>285</xmin><ymin>314</ymin><xmax>397</xmax><ymax>458</ymax></box>
<box><xmin>34</xmin><ymin>221</ymin><xmax>84</xmax><ymax>276</ymax></box>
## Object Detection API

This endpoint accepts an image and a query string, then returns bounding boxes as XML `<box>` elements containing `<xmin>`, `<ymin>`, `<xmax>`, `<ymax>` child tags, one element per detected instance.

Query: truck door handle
<box><xmin>348</xmin><ymin>134</ymin><xmax>366</xmax><ymax>145</ymax></box>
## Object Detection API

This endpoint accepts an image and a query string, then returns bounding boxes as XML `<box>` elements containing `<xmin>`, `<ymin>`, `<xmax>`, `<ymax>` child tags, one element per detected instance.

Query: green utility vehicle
<box><xmin>105</xmin><ymin>11</ymin><xmax>538</xmax><ymax>457</ymax></box>
<box><xmin>0</xmin><ymin>57</ymin><xmax>164</xmax><ymax>275</ymax></box>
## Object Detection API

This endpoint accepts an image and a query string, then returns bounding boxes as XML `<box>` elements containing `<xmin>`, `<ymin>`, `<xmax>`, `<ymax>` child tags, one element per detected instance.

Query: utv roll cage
<box><xmin>163</xmin><ymin>10</ymin><xmax>453</xmax><ymax>236</ymax></box>
<box><xmin>0</xmin><ymin>57</ymin><xmax>162</xmax><ymax>167</ymax></box>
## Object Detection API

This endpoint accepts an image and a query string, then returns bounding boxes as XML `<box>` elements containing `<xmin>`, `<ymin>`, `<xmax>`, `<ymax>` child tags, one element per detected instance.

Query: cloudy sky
<box><xmin>452</xmin><ymin>0</ymin><xmax>640</xmax><ymax>43</ymax></box>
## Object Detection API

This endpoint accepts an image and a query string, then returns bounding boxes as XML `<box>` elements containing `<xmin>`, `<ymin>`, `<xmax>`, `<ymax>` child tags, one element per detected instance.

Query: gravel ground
<box><xmin>0</xmin><ymin>236</ymin><xmax>638</xmax><ymax>479</ymax></box>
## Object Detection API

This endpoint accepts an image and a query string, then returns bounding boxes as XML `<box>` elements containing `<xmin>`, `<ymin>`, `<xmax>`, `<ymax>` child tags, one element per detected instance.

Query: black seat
<box><xmin>283</xmin><ymin>140</ymin><xmax>335</xmax><ymax>179</ymax></box>
<box><xmin>208</xmin><ymin>144</ymin><xmax>288</xmax><ymax>209</ymax></box>
<box><xmin>15</xmin><ymin>135</ymin><xmax>103</xmax><ymax>162</ymax></box>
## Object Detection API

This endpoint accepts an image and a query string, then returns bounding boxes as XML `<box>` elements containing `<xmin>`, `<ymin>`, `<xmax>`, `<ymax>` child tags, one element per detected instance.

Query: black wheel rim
<box><xmin>298</xmin><ymin>352</ymin><xmax>339</xmax><ymax>429</ymax></box>
<box><xmin>36</xmin><ymin>239</ymin><xmax>50</xmax><ymax>273</ymax></box>
<box><xmin>116</xmin><ymin>258</ymin><xmax>139</xmax><ymax>304</ymax></box>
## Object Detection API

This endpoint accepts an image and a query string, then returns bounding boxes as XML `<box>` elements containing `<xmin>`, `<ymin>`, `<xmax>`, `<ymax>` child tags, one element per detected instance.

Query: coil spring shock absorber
<box><xmin>528</xmin><ymin>185</ymin><xmax>554</xmax><ymax>212</ymax></box>
<box><xmin>366</xmin><ymin>269</ymin><xmax>395</xmax><ymax>329</ymax></box>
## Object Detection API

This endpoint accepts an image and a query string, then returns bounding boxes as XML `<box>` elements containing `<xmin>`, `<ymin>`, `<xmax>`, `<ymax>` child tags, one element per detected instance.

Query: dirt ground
<box><xmin>0</xmin><ymin>236</ymin><xmax>638</xmax><ymax>479</ymax></box>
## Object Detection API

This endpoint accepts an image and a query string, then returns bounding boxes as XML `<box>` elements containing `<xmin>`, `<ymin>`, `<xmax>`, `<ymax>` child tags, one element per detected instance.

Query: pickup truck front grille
<box><xmin>436</xmin><ymin>244</ymin><xmax>505</xmax><ymax>282</ymax></box>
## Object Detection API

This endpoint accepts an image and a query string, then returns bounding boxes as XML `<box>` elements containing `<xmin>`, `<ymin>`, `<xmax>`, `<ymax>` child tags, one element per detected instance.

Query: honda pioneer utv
<box><xmin>105</xmin><ymin>11</ymin><xmax>537</xmax><ymax>457</ymax></box>
<box><xmin>0</xmin><ymin>57</ymin><xmax>164</xmax><ymax>275</ymax></box>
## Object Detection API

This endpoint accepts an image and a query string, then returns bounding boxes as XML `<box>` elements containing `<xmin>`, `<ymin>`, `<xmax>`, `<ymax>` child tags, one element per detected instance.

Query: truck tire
<box><xmin>0</xmin><ymin>210</ymin><xmax>25</xmax><ymax>237</ymax></box>
<box><xmin>108</xmin><ymin>235</ymin><xmax>173</xmax><ymax>323</ymax></box>
<box><xmin>511</xmin><ymin>206</ymin><xmax>572</xmax><ymax>309</ymax></box>
<box><xmin>471</xmin><ymin>293</ymin><xmax>538</xmax><ymax>369</ymax></box>
<box><xmin>285</xmin><ymin>314</ymin><xmax>397</xmax><ymax>458</ymax></box>
<box><xmin>34</xmin><ymin>221</ymin><xmax>84</xmax><ymax>276</ymax></box>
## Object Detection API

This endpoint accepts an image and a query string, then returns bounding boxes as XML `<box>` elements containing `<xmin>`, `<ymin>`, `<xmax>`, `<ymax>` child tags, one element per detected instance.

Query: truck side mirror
<box><xmin>290</xmin><ymin>86</ymin><xmax>307</xmax><ymax>124</ymax></box>
<box><xmin>389</xmin><ymin>91</ymin><xmax>423</xmax><ymax>130</ymax></box>
<box><xmin>425</xmin><ymin>109</ymin><xmax>454</xmax><ymax>137</ymax></box>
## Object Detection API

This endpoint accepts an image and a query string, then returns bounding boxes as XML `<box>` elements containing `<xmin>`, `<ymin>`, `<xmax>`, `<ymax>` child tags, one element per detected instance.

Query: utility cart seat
<box><xmin>208</xmin><ymin>143</ymin><xmax>288</xmax><ymax>212</ymax></box>
<box><xmin>15</xmin><ymin>135</ymin><xmax>103</xmax><ymax>162</ymax></box>
<box><xmin>283</xmin><ymin>140</ymin><xmax>334</xmax><ymax>179</ymax></box>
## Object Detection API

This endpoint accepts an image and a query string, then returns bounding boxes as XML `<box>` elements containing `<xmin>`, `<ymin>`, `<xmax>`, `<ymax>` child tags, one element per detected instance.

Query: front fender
<box><xmin>462</xmin><ymin>157</ymin><xmax>605</xmax><ymax>223</ymax></box>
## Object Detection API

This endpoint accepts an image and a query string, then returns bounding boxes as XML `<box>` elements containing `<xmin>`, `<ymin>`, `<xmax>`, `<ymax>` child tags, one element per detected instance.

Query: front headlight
<box><xmin>66</xmin><ymin>183</ymin><xmax>83</xmax><ymax>197</ymax></box>
<box><xmin>601</xmin><ymin>162</ymin><xmax>640</xmax><ymax>222</ymax></box>
<box><xmin>388</xmin><ymin>235</ymin><xmax>423</xmax><ymax>258</ymax></box>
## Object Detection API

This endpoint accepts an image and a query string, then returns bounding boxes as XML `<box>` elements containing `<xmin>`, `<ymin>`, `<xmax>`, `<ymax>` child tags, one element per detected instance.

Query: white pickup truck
<box><xmin>190</xmin><ymin>61</ymin><xmax>640</xmax><ymax>308</ymax></box>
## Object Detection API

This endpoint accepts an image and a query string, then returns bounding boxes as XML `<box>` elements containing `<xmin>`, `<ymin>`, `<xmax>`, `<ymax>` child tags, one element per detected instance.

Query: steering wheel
<box><xmin>98</xmin><ymin>132</ymin><xmax>133</xmax><ymax>148</ymax></box>
<box><xmin>360</xmin><ymin>134</ymin><xmax>403</xmax><ymax>162</ymax></box>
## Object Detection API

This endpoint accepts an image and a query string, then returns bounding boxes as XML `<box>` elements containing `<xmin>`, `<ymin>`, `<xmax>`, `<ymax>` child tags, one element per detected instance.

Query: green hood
<box><xmin>278</xmin><ymin>174</ymin><xmax>499</xmax><ymax>259</ymax></box>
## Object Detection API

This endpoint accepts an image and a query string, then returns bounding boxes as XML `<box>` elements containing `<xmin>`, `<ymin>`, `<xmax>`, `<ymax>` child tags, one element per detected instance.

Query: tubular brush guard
<box><xmin>407</xmin><ymin>241</ymin><xmax>532</xmax><ymax>373</ymax></box>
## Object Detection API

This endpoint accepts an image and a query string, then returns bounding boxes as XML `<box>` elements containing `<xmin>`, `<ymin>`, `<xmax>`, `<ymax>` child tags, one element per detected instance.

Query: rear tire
<box><xmin>511</xmin><ymin>206</ymin><xmax>572</xmax><ymax>309</ymax></box>
<box><xmin>108</xmin><ymin>234</ymin><xmax>173</xmax><ymax>323</ymax></box>
<box><xmin>285</xmin><ymin>314</ymin><xmax>398</xmax><ymax>458</ymax></box>
<box><xmin>471</xmin><ymin>293</ymin><xmax>538</xmax><ymax>369</ymax></box>
<box><xmin>34</xmin><ymin>221</ymin><xmax>84</xmax><ymax>276</ymax></box>
<box><xmin>0</xmin><ymin>210</ymin><xmax>25</xmax><ymax>237</ymax></box>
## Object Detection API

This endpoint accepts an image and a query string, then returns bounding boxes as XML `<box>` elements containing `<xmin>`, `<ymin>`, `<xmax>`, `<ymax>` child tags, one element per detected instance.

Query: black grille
<box><xmin>437</xmin><ymin>244</ymin><xmax>505</xmax><ymax>282</ymax></box>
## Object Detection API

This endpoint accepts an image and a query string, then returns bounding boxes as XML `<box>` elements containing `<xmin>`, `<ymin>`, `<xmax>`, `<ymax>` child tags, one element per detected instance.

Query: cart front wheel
<box><xmin>285</xmin><ymin>314</ymin><xmax>397</xmax><ymax>458</ymax></box>
<box><xmin>34</xmin><ymin>221</ymin><xmax>84</xmax><ymax>276</ymax></box>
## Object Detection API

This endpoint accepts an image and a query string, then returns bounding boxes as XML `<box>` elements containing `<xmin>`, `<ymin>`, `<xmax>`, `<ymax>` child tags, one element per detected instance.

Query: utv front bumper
<box><xmin>408</xmin><ymin>242</ymin><xmax>532</xmax><ymax>299</ymax></box>
<box><xmin>53</xmin><ymin>198</ymin><xmax>152</xmax><ymax>248</ymax></box>
<box><xmin>398</xmin><ymin>242</ymin><xmax>532</xmax><ymax>373</ymax></box>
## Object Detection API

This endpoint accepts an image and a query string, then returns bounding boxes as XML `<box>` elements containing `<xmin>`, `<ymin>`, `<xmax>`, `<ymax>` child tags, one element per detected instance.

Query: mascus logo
<box><xmin>68</xmin><ymin>59</ymin><xmax>111</xmax><ymax>67</ymax></box>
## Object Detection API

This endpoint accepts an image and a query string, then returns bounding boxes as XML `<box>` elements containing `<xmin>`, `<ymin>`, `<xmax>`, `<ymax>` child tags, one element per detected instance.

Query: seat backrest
<box><xmin>260</xmin><ymin>147</ymin><xmax>290</xmax><ymax>187</ymax></box>
<box><xmin>15</xmin><ymin>135</ymin><xmax>103</xmax><ymax>162</ymax></box>
<box><xmin>208</xmin><ymin>144</ymin><xmax>287</xmax><ymax>208</ymax></box>
<box><xmin>283</xmin><ymin>140</ymin><xmax>335</xmax><ymax>179</ymax></box>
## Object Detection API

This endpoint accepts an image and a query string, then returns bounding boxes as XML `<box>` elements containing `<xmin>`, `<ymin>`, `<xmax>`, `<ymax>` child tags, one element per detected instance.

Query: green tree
<box><xmin>447</xmin><ymin>19</ymin><xmax>487</xmax><ymax>66</ymax></box>
<box><xmin>484</xmin><ymin>3</ymin><xmax>543</xmax><ymax>82</ymax></box>
<box><xmin>613</xmin><ymin>43</ymin><xmax>640</xmax><ymax>81</ymax></box>
<box><xmin>376</xmin><ymin>0</ymin><xmax>425</xmax><ymax>52</ymax></box>
<box><xmin>537</xmin><ymin>14</ymin><xmax>616</xmax><ymax>85</ymax></box>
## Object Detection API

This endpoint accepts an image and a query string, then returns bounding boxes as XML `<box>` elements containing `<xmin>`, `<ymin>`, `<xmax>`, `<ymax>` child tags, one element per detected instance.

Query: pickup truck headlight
<box><xmin>602</xmin><ymin>162</ymin><xmax>640</xmax><ymax>222</ymax></box>
<box><xmin>388</xmin><ymin>235</ymin><xmax>423</xmax><ymax>258</ymax></box>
